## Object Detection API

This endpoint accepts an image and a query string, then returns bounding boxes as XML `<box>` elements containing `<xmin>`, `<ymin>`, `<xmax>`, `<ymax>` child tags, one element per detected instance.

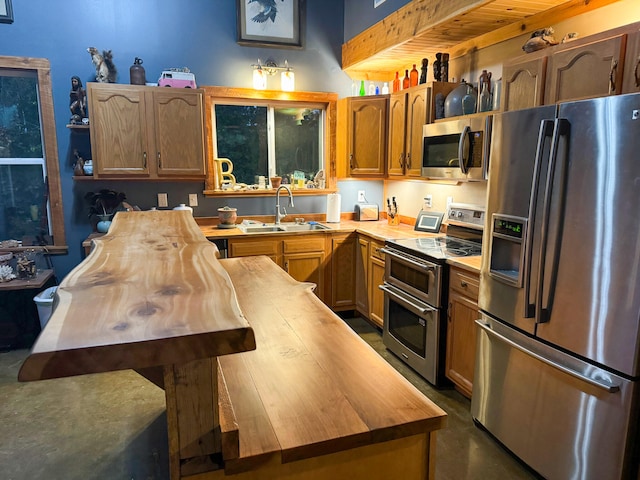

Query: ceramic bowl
<box><xmin>218</xmin><ymin>206</ymin><xmax>238</xmax><ymax>225</ymax></box>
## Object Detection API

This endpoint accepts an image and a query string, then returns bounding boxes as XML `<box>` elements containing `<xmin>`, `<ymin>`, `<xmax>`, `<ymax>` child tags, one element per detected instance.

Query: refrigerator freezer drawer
<box><xmin>471</xmin><ymin>313</ymin><xmax>639</xmax><ymax>480</ymax></box>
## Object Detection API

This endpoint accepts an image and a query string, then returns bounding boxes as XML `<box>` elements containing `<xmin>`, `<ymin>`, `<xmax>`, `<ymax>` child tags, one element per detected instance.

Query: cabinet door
<box><xmin>283</xmin><ymin>237</ymin><xmax>326</xmax><ymax>300</ymax></box>
<box><xmin>228</xmin><ymin>238</ymin><xmax>280</xmax><ymax>265</ymax></box>
<box><xmin>153</xmin><ymin>89</ymin><xmax>206</xmax><ymax>177</ymax></box>
<box><xmin>329</xmin><ymin>234</ymin><xmax>356</xmax><ymax>310</ymax></box>
<box><xmin>88</xmin><ymin>84</ymin><xmax>150</xmax><ymax>177</ymax></box>
<box><xmin>355</xmin><ymin>236</ymin><xmax>369</xmax><ymax>316</ymax></box>
<box><xmin>502</xmin><ymin>56</ymin><xmax>547</xmax><ymax>112</ymax></box>
<box><xmin>368</xmin><ymin>239</ymin><xmax>386</xmax><ymax>328</ymax></box>
<box><xmin>405</xmin><ymin>87</ymin><xmax>428</xmax><ymax>177</ymax></box>
<box><xmin>546</xmin><ymin>34</ymin><xmax>626</xmax><ymax>104</ymax></box>
<box><xmin>369</xmin><ymin>257</ymin><xmax>385</xmax><ymax>329</ymax></box>
<box><xmin>623</xmin><ymin>30</ymin><xmax>640</xmax><ymax>94</ymax></box>
<box><xmin>445</xmin><ymin>267</ymin><xmax>480</xmax><ymax>399</ymax></box>
<box><xmin>348</xmin><ymin>97</ymin><xmax>387</xmax><ymax>176</ymax></box>
<box><xmin>387</xmin><ymin>92</ymin><xmax>407</xmax><ymax>177</ymax></box>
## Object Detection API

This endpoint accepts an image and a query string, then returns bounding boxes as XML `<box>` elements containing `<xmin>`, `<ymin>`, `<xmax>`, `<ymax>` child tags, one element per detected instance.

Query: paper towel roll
<box><xmin>326</xmin><ymin>193</ymin><xmax>341</xmax><ymax>223</ymax></box>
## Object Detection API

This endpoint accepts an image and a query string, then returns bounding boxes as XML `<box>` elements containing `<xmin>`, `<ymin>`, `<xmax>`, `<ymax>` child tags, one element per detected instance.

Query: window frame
<box><xmin>0</xmin><ymin>56</ymin><xmax>66</xmax><ymax>250</ymax></box>
<box><xmin>202</xmin><ymin>86</ymin><xmax>337</xmax><ymax>196</ymax></box>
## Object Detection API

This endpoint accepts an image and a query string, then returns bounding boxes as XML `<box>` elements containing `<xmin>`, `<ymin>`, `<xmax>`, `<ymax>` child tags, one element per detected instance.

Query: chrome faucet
<box><xmin>275</xmin><ymin>185</ymin><xmax>294</xmax><ymax>224</ymax></box>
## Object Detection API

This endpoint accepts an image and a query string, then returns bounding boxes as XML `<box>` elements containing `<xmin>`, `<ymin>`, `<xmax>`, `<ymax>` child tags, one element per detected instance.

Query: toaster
<box><xmin>355</xmin><ymin>203</ymin><xmax>379</xmax><ymax>221</ymax></box>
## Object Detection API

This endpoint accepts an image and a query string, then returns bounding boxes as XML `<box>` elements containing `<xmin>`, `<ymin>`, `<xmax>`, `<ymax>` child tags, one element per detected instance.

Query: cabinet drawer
<box><xmin>370</xmin><ymin>240</ymin><xmax>385</xmax><ymax>261</ymax></box>
<box><xmin>449</xmin><ymin>268</ymin><xmax>479</xmax><ymax>299</ymax></box>
<box><xmin>283</xmin><ymin>236</ymin><xmax>326</xmax><ymax>254</ymax></box>
<box><xmin>229</xmin><ymin>239</ymin><xmax>279</xmax><ymax>257</ymax></box>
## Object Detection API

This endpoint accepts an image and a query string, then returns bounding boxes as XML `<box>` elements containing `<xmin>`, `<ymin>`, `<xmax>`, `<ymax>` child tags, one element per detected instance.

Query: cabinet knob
<box><xmin>406</xmin><ymin>152</ymin><xmax>411</xmax><ymax>169</ymax></box>
<box><xmin>349</xmin><ymin>154</ymin><xmax>354</xmax><ymax>169</ymax></box>
<box><xmin>143</xmin><ymin>151</ymin><xmax>147</xmax><ymax>168</ymax></box>
<box><xmin>157</xmin><ymin>152</ymin><xmax>161</xmax><ymax>168</ymax></box>
<box><xmin>635</xmin><ymin>55</ymin><xmax>640</xmax><ymax>89</ymax></box>
<box><xmin>460</xmin><ymin>281</ymin><xmax>468</xmax><ymax>288</ymax></box>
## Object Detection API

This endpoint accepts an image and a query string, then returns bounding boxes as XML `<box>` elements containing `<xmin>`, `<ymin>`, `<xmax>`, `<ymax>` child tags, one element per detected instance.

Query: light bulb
<box><xmin>281</xmin><ymin>69</ymin><xmax>295</xmax><ymax>91</ymax></box>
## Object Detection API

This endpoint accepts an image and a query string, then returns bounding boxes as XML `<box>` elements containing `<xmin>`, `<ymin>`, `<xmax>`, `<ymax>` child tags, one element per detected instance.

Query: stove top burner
<box><xmin>387</xmin><ymin>235</ymin><xmax>482</xmax><ymax>261</ymax></box>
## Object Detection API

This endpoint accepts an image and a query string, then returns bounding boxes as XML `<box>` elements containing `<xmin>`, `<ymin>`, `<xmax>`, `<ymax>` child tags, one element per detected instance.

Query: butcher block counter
<box><xmin>21</xmin><ymin>211</ymin><xmax>447</xmax><ymax>480</ymax></box>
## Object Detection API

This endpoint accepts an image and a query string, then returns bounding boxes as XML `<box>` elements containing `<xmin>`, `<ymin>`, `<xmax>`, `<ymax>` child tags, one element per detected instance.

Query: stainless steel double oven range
<box><xmin>381</xmin><ymin>204</ymin><xmax>484</xmax><ymax>386</ymax></box>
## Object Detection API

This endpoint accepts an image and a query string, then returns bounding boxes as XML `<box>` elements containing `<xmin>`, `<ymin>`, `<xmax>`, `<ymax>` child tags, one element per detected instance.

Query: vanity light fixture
<box><xmin>251</xmin><ymin>58</ymin><xmax>294</xmax><ymax>91</ymax></box>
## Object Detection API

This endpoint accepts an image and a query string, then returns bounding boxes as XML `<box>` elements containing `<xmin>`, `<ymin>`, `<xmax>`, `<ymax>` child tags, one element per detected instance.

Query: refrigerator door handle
<box><xmin>536</xmin><ymin>118</ymin><xmax>570</xmax><ymax>324</ymax></box>
<box><xmin>475</xmin><ymin>320</ymin><xmax>620</xmax><ymax>393</ymax></box>
<box><xmin>458</xmin><ymin>125</ymin><xmax>471</xmax><ymax>174</ymax></box>
<box><xmin>523</xmin><ymin>119</ymin><xmax>555</xmax><ymax>319</ymax></box>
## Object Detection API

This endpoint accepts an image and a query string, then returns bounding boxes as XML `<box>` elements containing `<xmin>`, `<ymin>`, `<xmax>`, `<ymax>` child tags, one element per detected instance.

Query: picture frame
<box><xmin>0</xmin><ymin>0</ymin><xmax>13</xmax><ymax>24</ymax></box>
<box><xmin>237</xmin><ymin>0</ymin><xmax>303</xmax><ymax>49</ymax></box>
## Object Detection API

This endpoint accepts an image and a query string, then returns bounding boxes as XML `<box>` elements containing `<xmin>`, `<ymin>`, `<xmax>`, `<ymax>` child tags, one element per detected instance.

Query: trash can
<box><xmin>34</xmin><ymin>286</ymin><xmax>57</xmax><ymax>329</ymax></box>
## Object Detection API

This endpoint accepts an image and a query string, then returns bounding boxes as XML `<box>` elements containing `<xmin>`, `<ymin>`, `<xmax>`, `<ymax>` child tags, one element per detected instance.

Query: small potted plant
<box><xmin>84</xmin><ymin>189</ymin><xmax>127</xmax><ymax>233</ymax></box>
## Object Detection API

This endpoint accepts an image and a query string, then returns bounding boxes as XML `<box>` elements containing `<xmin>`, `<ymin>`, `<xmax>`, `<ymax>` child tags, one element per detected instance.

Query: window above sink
<box><xmin>202</xmin><ymin>87</ymin><xmax>338</xmax><ymax>197</ymax></box>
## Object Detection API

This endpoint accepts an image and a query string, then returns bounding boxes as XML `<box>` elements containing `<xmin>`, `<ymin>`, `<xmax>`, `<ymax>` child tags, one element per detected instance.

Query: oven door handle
<box><xmin>379</xmin><ymin>284</ymin><xmax>436</xmax><ymax>316</ymax></box>
<box><xmin>380</xmin><ymin>247</ymin><xmax>435</xmax><ymax>272</ymax></box>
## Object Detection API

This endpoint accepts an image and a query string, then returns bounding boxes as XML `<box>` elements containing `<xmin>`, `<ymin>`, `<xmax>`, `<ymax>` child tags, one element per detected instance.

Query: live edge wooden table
<box><xmin>19</xmin><ymin>211</ymin><xmax>447</xmax><ymax>480</ymax></box>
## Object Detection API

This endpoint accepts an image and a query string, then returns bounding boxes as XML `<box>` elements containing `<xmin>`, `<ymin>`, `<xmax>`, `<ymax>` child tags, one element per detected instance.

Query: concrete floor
<box><xmin>0</xmin><ymin>316</ymin><xmax>540</xmax><ymax>480</ymax></box>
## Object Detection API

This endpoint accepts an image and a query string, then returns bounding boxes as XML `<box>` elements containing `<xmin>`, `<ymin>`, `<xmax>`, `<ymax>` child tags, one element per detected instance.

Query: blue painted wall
<box><xmin>344</xmin><ymin>0</ymin><xmax>411</xmax><ymax>40</ymax></box>
<box><xmin>0</xmin><ymin>0</ymin><xmax>359</xmax><ymax>278</ymax></box>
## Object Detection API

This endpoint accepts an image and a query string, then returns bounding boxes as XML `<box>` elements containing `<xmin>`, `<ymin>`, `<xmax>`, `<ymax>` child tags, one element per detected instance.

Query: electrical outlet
<box><xmin>358</xmin><ymin>190</ymin><xmax>366</xmax><ymax>203</ymax></box>
<box><xmin>446</xmin><ymin>196</ymin><xmax>453</xmax><ymax>209</ymax></box>
<box><xmin>188</xmin><ymin>194</ymin><xmax>198</xmax><ymax>207</ymax></box>
<box><xmin>158</xmin><ymin>193</ymin><xmax>168</xmax><ymax>208</ymax></box>
<box><xmin>424</xmin><ymin>195</ymin><xmax>432</xmax><ymax>209</ymax></box>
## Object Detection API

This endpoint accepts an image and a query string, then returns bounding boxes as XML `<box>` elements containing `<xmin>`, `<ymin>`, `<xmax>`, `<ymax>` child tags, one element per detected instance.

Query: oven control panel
<box><xmin>447</xmin><ymin>203</ymin><xmax>485</xmax><ymax>229</ymax></box>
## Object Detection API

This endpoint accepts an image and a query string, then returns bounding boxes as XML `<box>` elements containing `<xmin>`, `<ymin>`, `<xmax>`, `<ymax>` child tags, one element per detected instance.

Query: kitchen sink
<box><xmin>239</xmin><ymin>225</ymin><xmax>286</xmax><ymax>233</ymax></box>
<box><xmin>238</xmin><ymin>222</ymin><xmax>330</xmax><ymax>234</ymax></box>
<box><xmin>280</xmin><ymin>223</ymin><xmax>331</xmax><ymax>232</ymax></box>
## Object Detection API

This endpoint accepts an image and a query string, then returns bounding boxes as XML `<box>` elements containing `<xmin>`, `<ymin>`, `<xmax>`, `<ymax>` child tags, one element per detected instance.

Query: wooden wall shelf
<box><xmin>342</xmin><ymin>0</ymin><xmax>622</xmax><ymax>80</ymax></box>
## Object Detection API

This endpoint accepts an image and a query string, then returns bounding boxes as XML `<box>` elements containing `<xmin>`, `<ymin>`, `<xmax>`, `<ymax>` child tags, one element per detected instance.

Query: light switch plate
<box><xmin>158</xmin><ymin>193</ymin><xmax>168</xmax><ymax>208</ymax></box>
<box><xmin>188</xmin><ymin>194</ymin><xmax>198</xmax><ymax>207</ymax></box>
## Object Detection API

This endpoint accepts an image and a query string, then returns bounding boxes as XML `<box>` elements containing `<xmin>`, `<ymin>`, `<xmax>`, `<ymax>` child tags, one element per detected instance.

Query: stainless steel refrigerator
<box><xmin>472</xmin><ymin>93</ymin><xmax>640</xmax><ymax>480</ymax></box>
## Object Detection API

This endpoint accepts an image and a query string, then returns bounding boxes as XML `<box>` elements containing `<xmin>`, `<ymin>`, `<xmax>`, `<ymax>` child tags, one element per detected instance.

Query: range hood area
<box><xmin>342</xmin><ymin>0</ymin><xmax>622</xmax><ymax>79</ymax></box>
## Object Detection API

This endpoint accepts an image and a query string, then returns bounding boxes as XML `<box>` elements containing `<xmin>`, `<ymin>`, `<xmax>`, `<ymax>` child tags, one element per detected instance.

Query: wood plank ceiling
<box><xmin>342</xmin><ymin>0</ymin><xmax>622</xmax><ymax>80</ymax></box>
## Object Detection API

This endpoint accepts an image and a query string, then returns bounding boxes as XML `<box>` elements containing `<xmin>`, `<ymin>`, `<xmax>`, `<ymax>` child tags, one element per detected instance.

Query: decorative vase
<box><xmin>462</xmin><ymin>84</ymin><xmax>477</xmax><ymax>115</ymax></box>
<box><xmin>270</xmin><ymin>176</ymin><xmax>282</xmax><ymax>189</ymax></box>
<box><xmin>217</xmin><ymin>206</ymin><xmax>238</xmax><ymax>226</ymax></box>
<box><xmin>96</xmin><ymin>214</ymin><xmax>112</xmax><ymax>233</ymax></box>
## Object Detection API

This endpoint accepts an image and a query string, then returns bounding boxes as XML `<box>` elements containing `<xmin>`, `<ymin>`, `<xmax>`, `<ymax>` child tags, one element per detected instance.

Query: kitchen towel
<box><xmin>326</xmin><ymin>193</ymin><xmax>341</xmax><ymax>223</ymax></box>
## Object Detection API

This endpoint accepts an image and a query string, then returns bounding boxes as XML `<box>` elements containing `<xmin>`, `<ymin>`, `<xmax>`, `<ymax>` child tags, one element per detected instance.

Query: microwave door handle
<box><xmin>523</xmin><ymin>119</ymin><xmax>555</xmax><ymax>319</ymax></box>
<box><xmin>458</xmin><ymin>125</ymin><xmax>471</xmax><ymax>174</ymax></box>
<box><xmin>536</xmin><ymin>118</ymin><xmax>570</xmax><ymax>324</ymax></box>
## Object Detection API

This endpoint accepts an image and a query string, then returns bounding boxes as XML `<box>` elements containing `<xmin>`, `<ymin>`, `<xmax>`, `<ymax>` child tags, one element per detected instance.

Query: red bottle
<box><xmin>402</xmin><ymin>70</ymin><xmax>410</xmax><ymax>90</ymax></box>
<box><xmin>410</xmin><ymin>64</ymin><xmax>419</xmax><ymax>87</ymax></box>
<box><xmin>392</xmin><ymin>72</ymin><xmax>400</xmax><ymax>92</ymax></box>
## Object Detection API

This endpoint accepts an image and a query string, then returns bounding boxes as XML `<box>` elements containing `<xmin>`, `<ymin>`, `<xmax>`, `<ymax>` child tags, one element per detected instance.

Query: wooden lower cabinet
<box><xmin>355</xmin><ymin>236</ymin><xmax>370</xmax><ymax>315</ymax></box>
<box><xmin>445</xmin><ymin>266</ymin><xmax>480</xmax><ymax>399</ymax></box>
<box><xmin>228</xmin><ymin>235</ymin><xmax>326</xmax><ymax>301</ymax></box>
<box><xmin>369</xmin><ymin>249</ymin><xmax>386</xmax><ymax>328</ymax></box>
<box><xmin>328</xmin><ymin>233</ymin><xmax>357</xmax><ymax>310</ymax></box>
<box><xmin>355</xmin><ymin>235</ymin><xmax>386</xmax><ymax>329</ymax></box>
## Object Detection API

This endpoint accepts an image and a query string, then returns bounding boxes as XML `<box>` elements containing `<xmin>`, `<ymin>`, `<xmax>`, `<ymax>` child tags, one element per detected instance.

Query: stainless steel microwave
<box><xmin>422</xmin><ymin>113</ymin><xmax>493</xmax><ymax>181</ymax></box>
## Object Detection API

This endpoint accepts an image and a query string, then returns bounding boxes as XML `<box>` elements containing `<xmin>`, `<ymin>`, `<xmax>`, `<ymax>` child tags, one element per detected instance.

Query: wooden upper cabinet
<box><xmin>88</xmin><ymin>84</ymin><xmax>150</xmax><ymax>177</ymax></box>
<box><xmin>405</xmin><ymin>87</ymin><xmax>429</xmax><ymax>177</ymax></box>
<box><xmin>502</xmin><ymin>56</ymin><xmax>547</xmax><ymax>112</ymax></box>
<box><xmin>545</xmin><ymin>34</ymin><xmax>627</xmax><ymax>104</ymax></box>
<box><xmin>387</xmin><ymin>92</ymin><xmax>407</xmax><ymax>177</ymax></box>
<box><xmin>386</xmin><ymin>83</ymin><xmax>453</xmax><ymax>177</ymax></box>
<box><xmin>347</xmin><ymin>96</ymin><xmax>388</xmax><ymax>176</ymax></box>
<box><xmin>623</xmin><ymin>29</ymin><xmax>640</xmax><ymax>94</ymax></box>
<box><xmin>88</xmin><ymin>83</ymin><xmax>206</xmax><ymax>179</ymax></box>
<box><xmin>153</xmin><ymin>89</ymin><xmax>206</xmax><ymax>176</ymax></box>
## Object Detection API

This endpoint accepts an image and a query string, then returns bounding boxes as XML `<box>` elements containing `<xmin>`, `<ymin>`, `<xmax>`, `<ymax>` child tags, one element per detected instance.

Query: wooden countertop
<box><xmin>19</xmin><ymin>210</ymin><xmax>256</xmax><ymax>382</ymax></box>
<box><xmin>217</xmin><ymin>255</ymin><xmax>448</xmax><ymax>472</ymax></box>
<box><xmin>447</xmin><ymin>255</ymin><xmax>481</xmax><ymax>274</ymax></box>
<box><xmin>200</xmin><ymin>219</ymin><xmax>438</xmax><ymax>243</ymax></box>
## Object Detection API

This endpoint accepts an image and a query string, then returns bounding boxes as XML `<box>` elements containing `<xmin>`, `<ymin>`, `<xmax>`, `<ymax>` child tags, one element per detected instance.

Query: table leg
<box><xmin>164</xmin><ymin>357</ymin><xmax>222</xmax><ymax>480</ymax></box>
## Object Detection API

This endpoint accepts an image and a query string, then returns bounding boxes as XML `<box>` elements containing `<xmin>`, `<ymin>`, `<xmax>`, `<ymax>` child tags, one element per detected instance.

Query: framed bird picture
<box><xmin>0</xmin><ymin>0</ymin><xmax>14</xmax><ymax>24</ymax></box>
<box><xmin>237</xmin><ymin>0</ymin><xmax>303</xmax><ymax>49</ymax></box>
